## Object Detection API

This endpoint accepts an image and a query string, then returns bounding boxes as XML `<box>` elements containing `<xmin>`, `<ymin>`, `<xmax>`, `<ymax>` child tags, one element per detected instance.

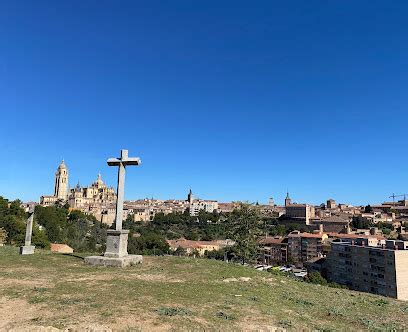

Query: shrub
<box><xmin>305</xmin><ymin>272</ymin><xmax>328</xmax><ymax>285</ymax></box>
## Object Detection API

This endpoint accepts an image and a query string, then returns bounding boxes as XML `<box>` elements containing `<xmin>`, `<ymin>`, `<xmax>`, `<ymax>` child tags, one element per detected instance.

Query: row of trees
<box><xmin>125</xmin><ymin>203</ymin><xmax>265</xmax><ymax>263</ymax></box>
<box><xmin>0</xmin><ymin>197</ymin><xmax>49</xmax><ymax>247</ymax></box>
<box><xmin>126</xmin><ymin>209</ymin><xmax>228</xmax><ymax>241</ymax></box>
<box><xmin>0</xmin><ymin>196</ymin><xmax>108</xmax><ymax>252</ymax></box>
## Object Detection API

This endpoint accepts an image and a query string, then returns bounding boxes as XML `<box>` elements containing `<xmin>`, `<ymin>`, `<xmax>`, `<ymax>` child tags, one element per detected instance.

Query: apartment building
<box><xmin>287</xmin><ymin>231</ymin><xmax>328</xmax><ymax>263</ymax></box>
<box><xmin>258</xmin><ymin>236</ymin><xmax>288</xmax><ymax>265</ymax></box>
<box><xmin>326</xmin><ymin>239</ymin><xmax>408</xmax><ymax>300</ymax></box>
<box><xmin>189</xmin><ymin>200</ymin><xmax>218</xmax><ymax>216</ymax></box>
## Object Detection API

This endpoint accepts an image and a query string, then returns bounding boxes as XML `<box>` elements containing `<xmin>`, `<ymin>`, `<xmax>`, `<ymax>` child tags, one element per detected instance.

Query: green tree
<box><xmin>364</xmin><ymin>205</ymin><xmax>373</xmax><ymax>213</ymax></box>
<box><xmin>0</xmin><ymin>215</ymin><xmax>25</xmax><ymax>244</ymax></box>
<box><xmin>174</xmin><ymin>246</ymin><xmax>186</xmax><ymax>256</ymax></box>
<box><xmin>227</xmin><ymin>204</ymin><xmax>262</xmax><ymax>264</ymax></box>
<box><xmin>128</xmin><ymin>232</ymin><xmax>169</xmax><ymax>255</ymax></box>
<box><xmin>32</xmin><ymin>224</ymin><xmax>50</xmax><ymax>248</ymax></box>
<box><xmin>0</xmin><ymin>197</ymin><xmax>27</xmax><ymax>245</ymax></box>
<box><xmin>35</xmin><ymin>205</ymin><xmax>68</xmax><ymax>242</ymax></box>
<box><xmin>64</xmin><ymin>209</ymin><xmax>107</xmax><ymax>252</ymax></box>
<box><xmin>205</xmin><ymin>247</ymin><xmax>228</xmax><ymax>260</ymax></box>
<box><xmin>352</xmin><ymin>215</ymin><xmax>372</xmax><ymax>229</ymax></box>
<box><xmin>0</xmin><ymin>227</ymin><xmax>7</xmax><ymax>245</ymax></box>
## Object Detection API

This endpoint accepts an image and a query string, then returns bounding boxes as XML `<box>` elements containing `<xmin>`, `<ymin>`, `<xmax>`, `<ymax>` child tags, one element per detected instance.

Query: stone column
<box><xmin>20</xmin><ymin>212</ymin><xmax>35</xmax><ymax>255</ymax></box>
<box><xmin>115</xmin><ymin>160</ymin><xmax>126</xmax><ymax>231</ymax></box>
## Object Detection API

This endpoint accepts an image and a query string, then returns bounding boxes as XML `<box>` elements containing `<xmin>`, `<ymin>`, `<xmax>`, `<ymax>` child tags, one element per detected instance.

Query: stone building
<box><xmin>167</xmin><ymin>239</ymin><xmax>231</xmax><ymax>256</ymax></box>
<box><xmin>40</xmin><ymin>160</ymin><xmax>69</xmax><ymax>206</ymax></box>
<box><xmin>285</xmin><ymin>204</ymin><xmax>316</xmax><ymax>225</ymax></box>
<box><xmin>187</xmin><ymin>189</ymin><xmax>218</xmax><ymax>216</ymax></box>
<box><xmin>309</xmin><ymin>215</ymin><xmax>351</xmax><ymax>233</ymax></box>
<box><xmin>327</xmin><ymin>198</ymin><xmax>336</xmax><ymax>209</ymax></box>
<box><xmin>285</xmin><ymin>192</ymin><xmax>292</xmax><ymax>207</ymax></box>
<box><xmin>40</xmin><ymin>161</ymin><xmax>116</xmax><ymax>212</ymax></box>
<box><xmin>54</xmin><ymin>160</ymin><xmax>69</xmax><ymax>200</ymax></box>
<box><xmin>68</xmin><ymin>173</ymin><xmax>116</xmax><ymax>209</ymax></box>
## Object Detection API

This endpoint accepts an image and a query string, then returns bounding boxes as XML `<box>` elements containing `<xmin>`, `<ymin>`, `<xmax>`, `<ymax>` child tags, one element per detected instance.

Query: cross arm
<box><xmin>107</xmin><ymin>158</ymin><xmax>121</xmax><ymax>166</ymax></box>
<box><xmin>123</xmin><ymin>157</ymin><xmax>141</xmax><ymax>166</ymax></box>
<box><xmin>107</xmin><ymin>157</ymin><xmax>141</xmax><ymax>166</ymax></box>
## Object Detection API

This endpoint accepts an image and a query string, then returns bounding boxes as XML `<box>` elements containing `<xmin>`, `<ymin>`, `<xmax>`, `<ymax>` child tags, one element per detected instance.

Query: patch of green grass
<box><xmin>374</xmin><ymin>298</ymin><xmax>389</xmax><ymax>307</ymax></box>
<box><xmin>278</xmin><ymin>319</ymin><xmax>292</xmax><ymax>328</ymax></box>
<box><xmin>33</xmin><ymin>287</ymin><xmax>48</xmax><ymax>293</ymax></box>
<box><xmin>58</xmin><ymin>298</ymin><xmax>82</xmax><ymax>306</ymax></box>
<box><xmin>360</xmin><ymin>318</ymin><xmax>379</xmax><ymax>329</ymax></box>
<box><xmin>28</xmin><ymin>295</ymin><xmax>46</xmax><ymax>304</ymax></box>
<box><xmin>216</xmin><ymin>311</ymin><xmax>236</xmax><ymax>320</ymax></box>
<box><xmin>156</xmin><ymin>307</ymin><xmax>192</xmax><ymax>317</ymax></box>
<box><xmin>328</xmin><ymin>307</ymin><xmax>344</xmax><ymax>317</ymax></box>
<box><xmin>295</xmin><ymin>298</ymin><xmax>314</xmax><ymax>306</ymax></box>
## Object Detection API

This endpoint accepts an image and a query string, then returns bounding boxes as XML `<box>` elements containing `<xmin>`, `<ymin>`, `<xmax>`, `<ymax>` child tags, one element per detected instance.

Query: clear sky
<box><xmin>1</xmin><ymin>1</ymin><xmax>407</xmax><ymax>206</ymax></box>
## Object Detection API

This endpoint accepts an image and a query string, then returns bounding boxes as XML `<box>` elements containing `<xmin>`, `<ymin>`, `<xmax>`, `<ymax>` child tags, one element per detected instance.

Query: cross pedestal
<box><xmin>85</xmin><ymin>149</ymin><xmax>143</xmax><ymax>267</ymax></box>
<box><xmin>104</xmin><ymin>229</ymin><xmax>129</xmax><ymax>258</ymax></box>
<box><xmin>20</xmin><ymin>245</ymin><xmax>35</xmax><ymax>255</ymax></box>
<box><xmin>20</xmin><ymin>211</ymin><xmax>35</xmax><ymax>255</ymax></box>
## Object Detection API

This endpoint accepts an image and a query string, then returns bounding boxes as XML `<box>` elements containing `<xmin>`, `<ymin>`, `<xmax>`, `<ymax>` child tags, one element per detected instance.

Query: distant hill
<box><xmin>0</xmin><ymin>246</ymin><xmax>407</xmax><ymax>330</ymax></box>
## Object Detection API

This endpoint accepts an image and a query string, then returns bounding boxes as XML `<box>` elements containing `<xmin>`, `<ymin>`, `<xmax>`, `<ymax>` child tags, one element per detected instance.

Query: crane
<box><xmin>389</xmin><ymin>193</ymin><xmax>408</xmax><ymax>203</ymax></box>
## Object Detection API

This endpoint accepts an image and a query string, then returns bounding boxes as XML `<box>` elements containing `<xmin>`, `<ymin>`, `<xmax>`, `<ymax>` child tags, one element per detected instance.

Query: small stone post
<box><xmin>20</xmin><ymin>208</ymin><xmax>35</xmax><ymax>255</ymax></box>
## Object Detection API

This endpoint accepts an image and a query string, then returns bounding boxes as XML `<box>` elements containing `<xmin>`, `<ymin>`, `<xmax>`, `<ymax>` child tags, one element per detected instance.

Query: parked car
<box><xmin>293</xmin><ymin>271</ymin><xmax>307</xmax><ymax>278</ymax></box>
<box><xmin>278</xmin><ymin>266</ymin><xmax>291</xmax><ymax>272</ymax></box>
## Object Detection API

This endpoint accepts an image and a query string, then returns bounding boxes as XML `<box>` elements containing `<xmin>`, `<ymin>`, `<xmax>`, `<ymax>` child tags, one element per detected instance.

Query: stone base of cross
<box><xmin>20</xmin><ymin>209</ymin><xmax>35</xmax><ymax>255</ymax></box>
<box><xmin>85</xmin><ymin>149</ymin><xmax>143</xmax><ymax>268</ymax></box>
<box><xmin>104</xmin><ymin>229</ymin><xmax>130</xmax><ymax>258</ymax></box>
<box><xmin>20</xmin><ymin>245</ymin><xmax>35</xmax><ymax>255</ymax></box>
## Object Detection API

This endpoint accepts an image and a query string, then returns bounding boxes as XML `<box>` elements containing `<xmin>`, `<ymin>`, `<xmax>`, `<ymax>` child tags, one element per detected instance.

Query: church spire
<box><xmin>285</xmin><ymin>190</ymin><xmax>292</xmax><ymax>207</ymax></box>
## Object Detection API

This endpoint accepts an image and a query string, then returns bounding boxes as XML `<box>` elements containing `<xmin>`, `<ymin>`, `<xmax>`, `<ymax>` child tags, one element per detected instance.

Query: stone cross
<box><xmin>20</xmin><ymin>207</ymin><xmax>35</xmax><ymax>255</ymax></box>
<box><xmin>84</xmin><ymin>149</ymin><xmax>143</xmax><ymax>266</ymax></box>
<box><xmin>107</xmin><ymin>149</ymin><xmax>141</xmax><ymax>231</ymax></box>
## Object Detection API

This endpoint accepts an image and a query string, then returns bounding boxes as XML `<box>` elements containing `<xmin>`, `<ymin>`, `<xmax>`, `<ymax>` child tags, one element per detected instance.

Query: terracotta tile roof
<box><xmin>326</xmin><ymin>232</ymin><xmax>385</xmax><ymax>240</ymax></box>
<box><xmin>166</xmin><ymin>239</ymin><xmax>219</xmax><ymax>249</ymax></box>
<box><xmin>259</xmin><ymin>237</ymin><xmax>285</xmax><ymax>245</ymax></box>
<box><xmin>288</xmin><ymin>232</ymin><xmax>326</xmax><ymax>239</ymax></box>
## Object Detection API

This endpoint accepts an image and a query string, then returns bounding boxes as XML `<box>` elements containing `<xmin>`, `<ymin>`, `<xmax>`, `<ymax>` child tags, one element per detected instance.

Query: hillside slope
<box><xmin>0</xmin><ymin>247</ymin><xmax>407</xmax><ymax>331</ymax></box>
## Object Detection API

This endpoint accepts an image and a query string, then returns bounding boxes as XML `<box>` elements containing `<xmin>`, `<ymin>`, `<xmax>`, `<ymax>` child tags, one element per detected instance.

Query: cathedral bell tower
<box><xmin>54</xmin><ymin>160</ymin><xmax>69</xmax><ymax>200</ymax></box>
<box><xmin>187</xmin><ymin>188</ymin><xmax>194</xmax><ymax>205</ymax></box>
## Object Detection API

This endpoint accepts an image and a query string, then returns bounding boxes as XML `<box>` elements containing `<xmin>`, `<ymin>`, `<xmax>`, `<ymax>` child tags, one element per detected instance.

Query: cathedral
<box><xmin>40</xmin><ymin>160</ymin><xmax>116</xmax><ymax>210</ymax></box>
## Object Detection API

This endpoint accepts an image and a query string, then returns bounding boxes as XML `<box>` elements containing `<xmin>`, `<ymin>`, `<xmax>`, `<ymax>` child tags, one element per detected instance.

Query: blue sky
<box><xmin>1</xmin><ymin>1</ymin><xmax>407</xmax><ymax>205</ymax></box>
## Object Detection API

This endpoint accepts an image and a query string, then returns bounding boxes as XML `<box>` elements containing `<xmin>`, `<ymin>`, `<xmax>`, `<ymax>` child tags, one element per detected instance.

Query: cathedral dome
<box><xmin>95</xmin><ymin>173</ymin><xmax>104</xmax><ymax>186</ymax></box>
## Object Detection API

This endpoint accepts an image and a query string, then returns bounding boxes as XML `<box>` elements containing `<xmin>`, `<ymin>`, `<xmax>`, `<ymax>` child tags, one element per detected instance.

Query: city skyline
<box><xmin>11</xmin><ymin>157</ymin><xmax>403</xmax><ymax>207</ymax></box>
<box><xmin>1</xmin><ymin>1</ymin><xmax>408</xmax><ymax>205</ymax></box>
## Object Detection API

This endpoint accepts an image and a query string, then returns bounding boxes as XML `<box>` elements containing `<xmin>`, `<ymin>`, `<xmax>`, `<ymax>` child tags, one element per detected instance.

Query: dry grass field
<box><xmin>1</xmin><ymin>246</ymin><xmax>407</xmax><ymax>331</ymax></box>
